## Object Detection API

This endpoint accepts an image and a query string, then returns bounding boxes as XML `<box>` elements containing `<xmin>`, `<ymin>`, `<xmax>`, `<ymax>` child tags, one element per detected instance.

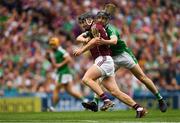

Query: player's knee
<box><xmin>82</xmin><ymin>77</ymin><xmax>90</xmax><ymax>85</ymax></box>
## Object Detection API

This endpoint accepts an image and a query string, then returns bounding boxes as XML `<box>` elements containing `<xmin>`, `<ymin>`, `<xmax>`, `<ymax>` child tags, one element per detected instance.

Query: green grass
<box><xmin>0</xmin><ymin>110</ymin><xmax>180</xmax><ymax>123</ymax></box>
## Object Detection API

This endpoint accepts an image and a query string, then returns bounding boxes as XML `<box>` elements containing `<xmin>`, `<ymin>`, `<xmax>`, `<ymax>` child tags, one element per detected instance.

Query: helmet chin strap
<box><xmin>102</xmin><ymin>17</ymin><xmax>109</xmax><ymax>26</ymax></box>
<box><xmin>85</xmin><ymin>19</ymin><xmax>93</xmax><ymax>30</ymax></box>
<box><xmin>105</xmin><ymin>20</ymin><xmax>109</xmax><ymax>26</ymax></box>
<box><xmin>85</xmin><ymin>19</ymin><xmax>93</xmax><ymax>25</ymax></box>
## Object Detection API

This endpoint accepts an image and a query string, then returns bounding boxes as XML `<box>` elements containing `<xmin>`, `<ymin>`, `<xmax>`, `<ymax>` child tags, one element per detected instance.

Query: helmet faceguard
<box><xmin>95</xmin><ymin>11</ymin><xmax>110</xmax><ymax>26</ymax></box>
<box><xmin>77</xmin><ymin>12</ymin><xmax>94</xmax><ymax>31</ymax></box>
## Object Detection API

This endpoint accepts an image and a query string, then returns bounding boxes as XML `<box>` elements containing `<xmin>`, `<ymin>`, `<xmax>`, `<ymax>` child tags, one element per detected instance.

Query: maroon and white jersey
<box><xmin>90</xmin><ymin>22</ymin><xmax>111</xmax><ymax>59</ymax></box>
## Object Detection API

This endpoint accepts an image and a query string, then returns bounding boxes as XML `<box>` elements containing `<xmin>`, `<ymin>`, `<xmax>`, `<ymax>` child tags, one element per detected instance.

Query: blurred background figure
<box><xmin>0</xmin><ymin>0</ymin><xmax>179</xmax><ymax>111</ymax></box>
<box><xmin>3</xmin><ymin>80</ymin><xmax>18</xmax><ymax>97</ymax></box>
<box><xmin>47</xmin><ymin>37</ymin><xmax>87</xmax><ymax>111</ymax></box>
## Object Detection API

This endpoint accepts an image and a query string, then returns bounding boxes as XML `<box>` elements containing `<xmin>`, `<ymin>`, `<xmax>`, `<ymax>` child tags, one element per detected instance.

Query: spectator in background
<box><xmin>3</xmin><ymin>81</ymin><xmax>18</xmax><ymax>97</ymax></box>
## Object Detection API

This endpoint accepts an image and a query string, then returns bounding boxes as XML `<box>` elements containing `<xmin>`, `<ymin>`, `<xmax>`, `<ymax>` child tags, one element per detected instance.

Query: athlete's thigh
<box><xmin>61</xmin><ymin>74</ymin><xmax>73</xmax><ymax>84</ymax></box>
<box><xmin>129</xmin><ymin>64</ymin><xmax>145</xmax><ymax>78</ymax></box>
<box><xmin>113</xmin><ymin>51</ymin><xmax>137</xmax><ymax>70</ymax></box>
<box><xmin>95</xmin><ymin>56</ymin><xmax>115</xmax><ymax>76</ymax></box>
<box><xmin>83</xmin><ymin>64</ymin><xmax>102</xmax><ymax>80</ymax></box>
<box><xmin>64</xmin><ymin>80</ymin><xmax>73</xmax><ymax>90</ymax></box>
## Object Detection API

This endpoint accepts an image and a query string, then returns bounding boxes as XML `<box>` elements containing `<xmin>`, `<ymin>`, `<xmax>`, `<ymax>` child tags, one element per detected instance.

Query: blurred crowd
<box><xmin>0</xmin><ymin>0</ymin><xmax>180</xmax><ymax>97</ymax></box>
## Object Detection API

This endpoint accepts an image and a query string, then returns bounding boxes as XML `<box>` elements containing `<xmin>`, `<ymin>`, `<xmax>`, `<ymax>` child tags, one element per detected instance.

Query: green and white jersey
<box><xmin>51</xmin><ymin>46</ymin><xmax>71</xmax><ymax>74</ymax></box>
<box><xmin>106</xmin><ymin>24</ymin><xmax>138</xmax><ymax>64</ymax></box>
<box><xmin>106</xmin><ymin>24</ymin><xmax>127</xmax><ymax>56</ymax></box>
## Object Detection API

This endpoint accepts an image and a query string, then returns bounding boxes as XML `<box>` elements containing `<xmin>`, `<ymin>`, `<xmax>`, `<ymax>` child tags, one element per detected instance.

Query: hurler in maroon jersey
<box><xmin>74</xmin><ymin>12</ymin><xmax>115</xmax><ymax>111</ymax></box>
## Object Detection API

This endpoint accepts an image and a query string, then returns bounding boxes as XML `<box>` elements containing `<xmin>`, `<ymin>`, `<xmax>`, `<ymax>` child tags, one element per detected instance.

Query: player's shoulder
<box><xmin>92</xmin><ymin>22</ymin><xmax>104</xmax><ymax>29</ymax></box>
<box><xmin>106</xmin><ymin>24</ymin><xmax>116</xmax><ymax>30</ymax></box>
<box><xmin>106</xmin><ymin>24</ymin><xmax>120</xmax><ymax>33</ymax></box>
<box><xmin>93</xmin><ymin>22</ymin><xmax>103</xmax><ymax>26</ymax></box>
<box><xmin>57</xmin><ymin>46</ymin><xmax>67</xmax><ymax>54</ymax></box>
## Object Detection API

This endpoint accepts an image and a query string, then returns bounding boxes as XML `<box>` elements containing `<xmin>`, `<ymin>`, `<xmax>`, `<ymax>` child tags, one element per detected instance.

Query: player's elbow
<box><xmin>64</xmin><ymin>57</ymin><xmax>71</xmax><ymax>63</ymax></box>
<box><xmin>76</xmin><ymin>35</ymin><xmax>84</xmax><ymax>42</ymax></box>
<box><xmin>67</xmin><ymin>58</ymin><xmax>72</xmax><ymax>63</ymax></box>
<box><xmin>111</xmin><ymin>40</ymin><xmax>117</xmax><ymax>45</ymax></box>
<box><xmin>76</xmin><ymin>37</ymin><xmax>82</xmax><ymax>43</ymax></box>
<box><xmin>110</xmin><ymin>37</ymin><xmax>118</xmax><ymax>45</ymax></box>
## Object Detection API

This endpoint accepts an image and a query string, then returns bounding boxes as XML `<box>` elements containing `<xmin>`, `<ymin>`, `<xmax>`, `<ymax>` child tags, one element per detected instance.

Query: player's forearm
<box><xmin>50</xmin><ymin>57</ymin><xmax>56</xmax><ymax>65</ymax></box>
<box><xmin>81</xmin><ymin>39</ymin><xmax>96</xmax><ymax>53</ymax></box>
<box><xmin>56</xmin><ymin>58</ymin><xmax>70</xmax><ymax>68</ymax></box>
<box><xmin>50</xmin><ymin>56</ymin><xmax>68</xmax><ymax>68</ymax></box>
<box><xmin>76</xmin><ymin>34</ymin><xmax>90</xmax><ymax>43</ymax></box>
<box><xmin>76</xmin><ymin>36</ymin><xmax>86</xmax><ymax>43</ymax></box>
<box><xmin>101</xmin><ymin>37</ymin><xmax>117</xmax><ymax>45</ymax></box>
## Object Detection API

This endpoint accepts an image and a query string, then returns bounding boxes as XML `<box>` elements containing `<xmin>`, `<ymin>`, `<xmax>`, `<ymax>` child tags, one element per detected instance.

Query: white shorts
<box><xmin>113</xmin><ymin>51</ymin><xmax>137</xmax><ymax>71</ymax></box>
<box><xmin>56</xmin><ymin>74</ymin><xmax>73</xmax><ymax>84</ymax></box>
<box><xmin>94</xmin><ymin>56</ymin><xmax>115</xmax><ymax>76</ymax></box>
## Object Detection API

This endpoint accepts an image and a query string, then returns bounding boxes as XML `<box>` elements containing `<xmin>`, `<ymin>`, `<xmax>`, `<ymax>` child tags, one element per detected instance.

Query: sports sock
<box><xmin>93</xmin><ymin>93</ymin><xmax>99</xmax><ymax>105</ymax></box>
<box><xmin>155</xmin><ymin>92</ymin><xmax>163</xmax><ymax>101</ymax></box>
<box><xmin>133</xmin><ymin>104</ymin><xmax>143</xmax><ymax>111</ymax></box>
<box><xmin>100</xmin><ymin>93</ymin><xmax>110</xmax><ymax>102</ymax></box>
<box><xmin>93</xmin><ymin>97</ymin><xmax>99</xmax><ymax>105</ymax></box>
<box><xmin>80</xmin><ymin>97</ymin><xmax>88</xmax><ymax>103</ymax></box>
<box><xmin>52</xmin><ymin>97</ymin><xmax>59</xmax><ymax>108</ymax></box>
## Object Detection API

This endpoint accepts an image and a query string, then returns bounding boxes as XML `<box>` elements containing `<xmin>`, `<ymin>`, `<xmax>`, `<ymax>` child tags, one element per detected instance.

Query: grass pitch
<box><xmin>0</xmin><ymin>110</ymin><xmax>179</xmax><ymax>123</ymax></box>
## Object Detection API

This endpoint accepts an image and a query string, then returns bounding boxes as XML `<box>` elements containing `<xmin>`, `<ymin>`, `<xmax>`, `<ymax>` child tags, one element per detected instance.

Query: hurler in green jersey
<box><xmin>47</xmin><ymin>37</ymin><xmax>87</xmax><ymax>111</ymax></box>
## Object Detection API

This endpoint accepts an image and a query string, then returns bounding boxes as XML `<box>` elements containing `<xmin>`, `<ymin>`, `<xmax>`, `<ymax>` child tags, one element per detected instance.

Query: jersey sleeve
<box><xmin>58</xmin><ymin>47</ymin><xmax>69</xmax><ymax>57</ymax></box>
<box><xmin>107</xmin><ymin>25</ymin><xmax>118</xmax><ymax>39</ymax></box>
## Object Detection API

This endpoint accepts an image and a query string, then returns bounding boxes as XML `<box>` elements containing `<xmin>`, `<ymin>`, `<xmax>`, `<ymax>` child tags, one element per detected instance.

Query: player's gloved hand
<box><xmin>73</xmin><ymin>49</ymin><xmax>83</xmax><ymax>56</ymax></box>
